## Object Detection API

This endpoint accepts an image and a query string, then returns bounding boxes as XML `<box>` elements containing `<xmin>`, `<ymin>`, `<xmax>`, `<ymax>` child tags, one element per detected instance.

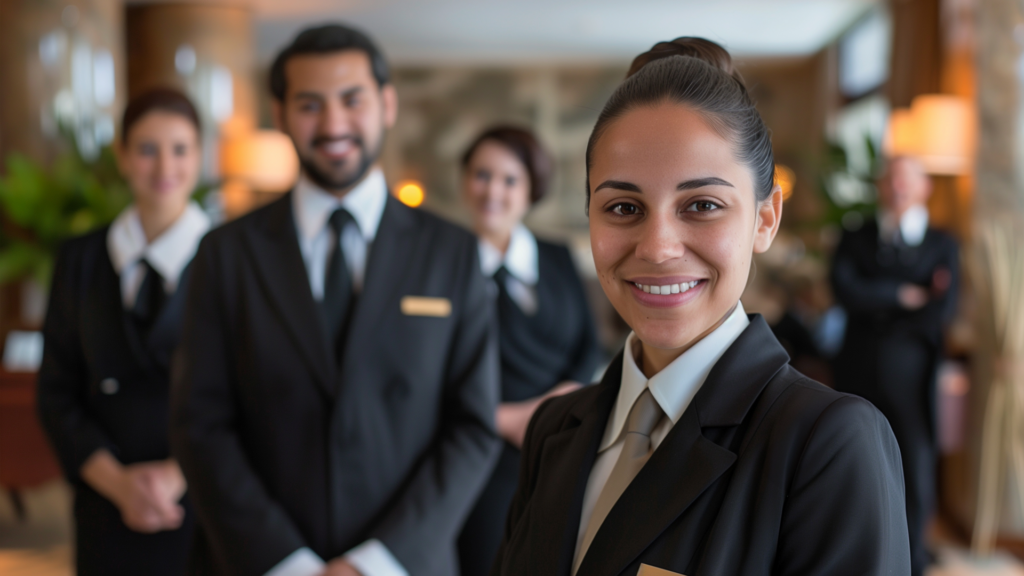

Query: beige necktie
<box><xmin>574</xmin><ymin>388</ymin><xmax>665</xmax><ymax>575</ymax></box>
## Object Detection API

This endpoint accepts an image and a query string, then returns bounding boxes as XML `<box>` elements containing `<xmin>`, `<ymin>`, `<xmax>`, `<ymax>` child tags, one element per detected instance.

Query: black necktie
<box><xmin>132</xmin><ymin>259</ymin><xmax>166</xmax><ymax>335</ymax></box>
<box><xmin>322</xmin><ymin>208</ymin><xmax>356</xmax><ymax>359</ymax></box>
<box><xmin>493</xmin><ymin>266</ymin><xmax>510</xmax><ymax>295</ymax></box>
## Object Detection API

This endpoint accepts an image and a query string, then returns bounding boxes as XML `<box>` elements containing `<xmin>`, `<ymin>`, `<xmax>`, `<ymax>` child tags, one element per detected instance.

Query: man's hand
<box><xmin>321</xmin><ymin>559</ymin><xmax>362</xmax><ymax>576</ymax></box>
<box><xmin>931</xmin><ymin>267</ymin><xmax>952</xmax><ymax>297</ymax></box>
<box><xmin>898</xmin><ymin>283</ymin><xmax>929</xmax><ymax>310</ymax></box>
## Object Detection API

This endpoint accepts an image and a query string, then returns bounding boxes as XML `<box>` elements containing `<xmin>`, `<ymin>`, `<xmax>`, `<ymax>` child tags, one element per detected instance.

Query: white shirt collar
<box><xmin>292</xmin><ymin>168</ymin><xmax>387</xmax><ymax>243</ymax></box>
<box><xmin>599</xmin><ymin>302</ymin><xmax>750</xmax><ymax>452</ymax></box>
<box><xmin>477</xmin><ymin>224</ymin><xmax>538</xmax><ymax>285</ymax></box>
<box><xmin>879</xmin><ymin>204</ymin><xmax>929</xmax><ymax>246</ymax></box>
<box><xmin>106</xmin><ymin>202</ymin><xmax>211</xmax><ymax>290</ymax></box>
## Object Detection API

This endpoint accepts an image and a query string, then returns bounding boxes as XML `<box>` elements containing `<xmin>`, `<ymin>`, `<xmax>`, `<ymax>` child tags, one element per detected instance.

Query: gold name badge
<box><xmin>400</xmin><ymin>296</ymin><xmax>452</xmax><ymax>317</ymax></box>
<box><xmin>637</xmin><ymin>564</ymin><xmax>685</xmax><ymax>576</ymax></box>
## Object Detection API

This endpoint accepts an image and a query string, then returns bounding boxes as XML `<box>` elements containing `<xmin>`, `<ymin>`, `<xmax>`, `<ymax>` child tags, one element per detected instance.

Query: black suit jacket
<box><xmin>39</xmin><ymin>227</ymin><xmax>192</xmax><ymax>476</ymax></box>
<box><xmin>170</xmin><ymin>193</ymin><xmax>501</xmax><ymax>576</ymax></box>
<box><xmin>37</xmin><ymin>227</ymin><xmax>196</xmax><ymax>576</ymax></box>
<box><xmin>831</xmin><ymin>220</ymin><xmax>959</xmax><ymax>423</ymax></box>
<box><xmin>492</xmin><ymin>316</ymin><xmax>910</xmax><ymax>576</ymax></box>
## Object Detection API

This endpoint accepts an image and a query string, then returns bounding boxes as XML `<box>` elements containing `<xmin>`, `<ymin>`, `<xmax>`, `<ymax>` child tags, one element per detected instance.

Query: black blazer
<box><xmin>492</xmin><ymin>316</ymin><xmax>910</xmax><ymax>576</ymax></box>
<box><xmin>496</xmin><ymin>239</ymin><xmax>602</xmax><ymax>402</ymax></box>
<box><xmin>170</xmin><ymin>193</ymin><xmax>501</xmax><ymax>576</ymax></box>
<box><xmin>37</xmin><ymin>227</ymin><xmax>196</xmax><ymax>576</ymax></box>
<box><xmin>39</xmin><ymin>226</ymin><xmax>192</xmax><ymax>477</ymax></box>
<box><xmin>831</xmin><ymin>219</ymin><xmax>959</xmax><ymax>403</ymax></box>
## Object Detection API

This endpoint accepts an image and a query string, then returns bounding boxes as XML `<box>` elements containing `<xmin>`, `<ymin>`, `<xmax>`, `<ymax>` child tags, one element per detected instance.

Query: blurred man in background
<box><xmin>831</xmin><ymin>156</ymin><xmax>959</xmax><ymax>576</ymax></box>
<box><xmin>171</xmin><ymin>24</ymin><xmax>500</xmax><ymax>576</ymax></box>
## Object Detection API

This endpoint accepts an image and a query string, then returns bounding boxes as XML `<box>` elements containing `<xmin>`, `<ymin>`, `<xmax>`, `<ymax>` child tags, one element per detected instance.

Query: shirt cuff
<box><xmin>265</xmin><ymin>547</ymin><xmax>325</xmax><ymax>576</ymax></box>
<box><xmin>344</xmin><ymin>539</ymin><xmax>408</xmax><ymax>576</ymax></box>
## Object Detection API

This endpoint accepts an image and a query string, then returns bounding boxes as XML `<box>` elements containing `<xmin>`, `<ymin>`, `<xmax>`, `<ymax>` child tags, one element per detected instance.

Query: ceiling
<box><xmin>131</xmin><ymin>0</ymin><xmax>884</xmax><ymax>65</ymax></box>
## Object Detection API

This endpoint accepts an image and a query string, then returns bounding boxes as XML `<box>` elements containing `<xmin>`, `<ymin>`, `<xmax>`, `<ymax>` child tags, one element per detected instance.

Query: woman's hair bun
<box><xmin>626</xmin><ymin>37</ymin><xmax>743</xmax><ymax>85</ymax></box>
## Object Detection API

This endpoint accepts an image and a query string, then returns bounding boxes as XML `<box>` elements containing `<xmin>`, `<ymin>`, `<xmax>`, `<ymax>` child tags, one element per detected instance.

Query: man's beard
<box><xmin>299</xmin><ymin>135</ymin><xmax>381</xmax><ymax>193</ymax></box>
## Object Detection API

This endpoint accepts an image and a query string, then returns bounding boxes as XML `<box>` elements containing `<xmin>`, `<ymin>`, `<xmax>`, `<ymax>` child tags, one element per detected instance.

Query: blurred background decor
<box><xmin>4</xmin><ymin>0</ymin><xmax>1024</xmax><ymax>573</ymax></box>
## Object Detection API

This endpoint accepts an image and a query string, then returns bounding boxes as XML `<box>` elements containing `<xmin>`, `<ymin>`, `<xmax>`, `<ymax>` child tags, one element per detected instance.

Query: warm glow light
<box><xmin>774</xmin><ymin>164</ymin><xmax>796</xmax><ymax>201</ymax></box>
<box><xmin>221</xmin><ymin>130</ymin><xmax>300</xmax><ymax>192</ymax></box>
<box><xmin>397</xmin><ymin>182</ymin><xmax>425</xmax><ymax>207</ymax></box>
<box><xmin>911</xmin><ymin>95</ymin><xmax>974</xmax><ymax>175</ymax></box>
<box><xmin>884</xmin><ymin>108</ymin><xmax>917</xmax><ymax>157</ymax></box>
<box><xmin>883</xmin><ymin>95</ymin><xmax>975</xmax><ymax>175</ymax></box>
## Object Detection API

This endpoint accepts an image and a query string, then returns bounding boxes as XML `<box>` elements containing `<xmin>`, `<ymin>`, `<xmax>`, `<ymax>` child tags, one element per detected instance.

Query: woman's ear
<box><xmin>753</xmin><ymin>184</ymin><xmax>783</xmax><ymax>254</ymax></box>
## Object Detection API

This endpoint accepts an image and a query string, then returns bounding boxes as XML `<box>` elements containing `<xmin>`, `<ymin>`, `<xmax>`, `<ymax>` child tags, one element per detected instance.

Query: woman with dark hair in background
<box><xmin>37</xmin><ymin>87</ymin><xmax>210</xmax><ymax>576</ymax></box>
<box><xmin>491</xmin><ymin>39</ymin><xmax>910</xmax><ymax>576</ymax></box>
<box><xmin>457</xmin><ymin>126</ymin><xmax>602</xmax><ymax>576</ymax></box>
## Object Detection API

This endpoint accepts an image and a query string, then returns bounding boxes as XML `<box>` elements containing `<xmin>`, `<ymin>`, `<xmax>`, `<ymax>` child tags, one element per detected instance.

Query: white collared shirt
<box><xmin>478</xmin><ymin>224</ymin><xmax>539</xmax><ymax>314</ymax></box>
<box><xmin>573</xmin><ymin>303</ymin><xmax>750</xmax><ymax>564</ymax></box>
<box><xmin>272</xmin><ymin>169</ymin><xmax>407</xmax><ymax>576</ymax></box>
<box><xmin>878</xmin><ymin>204</ymin><xmax>929</xmax><ymax>247</ymax></box>
<box><xmin>106</xmin><ymin>202</ymin><xmax>210</xmax><ymax>308</ymax></box>
<box><xmin>292</xmin><ymin>169</ymin><xmax>388</xmax><ymax>299</ymax></box>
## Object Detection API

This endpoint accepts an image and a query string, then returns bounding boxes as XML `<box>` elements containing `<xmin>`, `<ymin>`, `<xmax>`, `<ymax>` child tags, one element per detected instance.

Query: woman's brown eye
<box><xmin>688</xmin><ymin>200</ymin><xmax>720</xmax><ymax>212</ymax></box>
<box><xmin>611</xmin><ymin>203</ymin><xmax>639</xmax><ymax>216</ymax></box>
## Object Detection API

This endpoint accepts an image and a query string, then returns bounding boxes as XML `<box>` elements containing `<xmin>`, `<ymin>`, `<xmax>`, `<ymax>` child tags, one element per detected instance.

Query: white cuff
<box><xmin>344</xmin><ymin>539</ymin><xmax>408</xmax><ymax>576</ymax></box>
<box><xmin>265</xmin><ymin>547</ymin><xmax>325</xmax><ymax>576</ymax></box>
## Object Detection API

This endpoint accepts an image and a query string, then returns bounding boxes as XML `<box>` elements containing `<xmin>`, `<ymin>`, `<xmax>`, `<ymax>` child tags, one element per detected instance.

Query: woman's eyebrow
<box><xmin>594</xmin><ymin>180</ymin><xmax>641</xmax><ymax>193</ymax></box>
<box><xmin>678</xmin><ymin>177</ymin><xmax>734</xmax><ymax>190</ymax></box>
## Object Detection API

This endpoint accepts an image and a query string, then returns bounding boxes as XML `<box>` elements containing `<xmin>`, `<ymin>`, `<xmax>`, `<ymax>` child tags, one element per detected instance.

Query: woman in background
<box><xmin>457</xmin><ymin>126</ymin><xmax>602</xmax><ymax>576</ymax></box>
<box><xmin>37</xmin><ymin>87</ymin><xmax>210</xmax><ymax>576</ymax></box>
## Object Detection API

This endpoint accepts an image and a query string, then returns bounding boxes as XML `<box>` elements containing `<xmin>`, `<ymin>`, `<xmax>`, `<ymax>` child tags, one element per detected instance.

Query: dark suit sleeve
<box><xmin>170</xmin><ymin>236</ymin><xmax>309</xmax><ymax>576</ymax></box>
<box><xmin>364</xmin><ymin>237</ymin><xmax>502</xmax><ymax>573</ymax></box>
<box><xmin>775</xmin><ymin>394</ymin><xmax>911</xmax><ymax>575</ymax></box>
<box><xmin>830</xmin><ymin>231</ymin><xmax>903</xmax><ymax>313</ymax></box>
<box><xmin>560</xmin><ymin>248</ymin><xmax>602</xmax><ymax>385</ymax></box>
<box><xmin>37</xmin><ymin>240</ymin><xmax>115</xmax><ymax>481</ymax></box>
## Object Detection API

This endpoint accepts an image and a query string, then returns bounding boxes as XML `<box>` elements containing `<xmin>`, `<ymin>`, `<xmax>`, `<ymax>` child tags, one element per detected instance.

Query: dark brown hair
<box><xmin>461</xmin><ymin>126</ymin><xmax>554</xmax><ymax>204</ymax></box>
<box><xmin>121</xmin><ymin>87</ymin><xmax>201</xmax><ymax>143</ymax></box>
<box><xmin>585</xmin><ymin>37</ymin><xmax>774</xmax><ymax>212</ymax></box>
<box><xmin>270</xmin><ymin>23</ymin><xmax>390</xmax><ymax>101</ymax></box>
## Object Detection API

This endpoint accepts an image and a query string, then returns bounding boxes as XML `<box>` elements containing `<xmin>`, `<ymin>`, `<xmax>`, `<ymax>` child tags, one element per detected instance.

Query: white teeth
<box><xmin>634</xmin><ymin>280</ymin><xmax>700</xmax><ymax>295</ymax></box>
<box><xmin>323</xmin><ymin>141</ymin><xmax>352</xmax><ymax>154</ymax></box>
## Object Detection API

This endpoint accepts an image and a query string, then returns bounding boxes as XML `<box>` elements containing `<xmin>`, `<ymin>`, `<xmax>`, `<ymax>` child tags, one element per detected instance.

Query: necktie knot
<box><xmin>626</xmin><ymin>388</ymin><xmax>664</xmax><ymax>438</ymax></box>
<box><xmin>328</xmin><ymin>208</ymin><xmax>356</xmax><ymax>236</ymax></box>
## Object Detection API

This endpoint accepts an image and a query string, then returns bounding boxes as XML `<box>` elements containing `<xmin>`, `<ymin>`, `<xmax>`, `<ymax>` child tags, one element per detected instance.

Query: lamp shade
<box><xmin>221</xmin><ymin>130</ymin><xmax>299</xmax><ymax>191</ymax></box>
<box><xmin>910</xmin><ymin>95</ymin><xmax>974</xmax><ymax>175</ymax></box>
<box><xmin>883</xmin><ymin>95</ymin><xmax>975</xmax><ymax>175</ymax></box>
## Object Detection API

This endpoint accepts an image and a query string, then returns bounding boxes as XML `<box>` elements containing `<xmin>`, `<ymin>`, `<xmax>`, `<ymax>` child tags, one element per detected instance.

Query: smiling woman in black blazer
<box><xmin>491</xmin><ymin>39</ymin><xmax>910</xmax><ymax>576</ymax></box>
<box><xmin>456</xmin><ymin>126</ymin><xmax>602</xmax><ymax>576</ymax></box>
<box><xmin>37</xmin><ymin>88</ymin><xmax>210</xmax><ymax>576</ymax></box>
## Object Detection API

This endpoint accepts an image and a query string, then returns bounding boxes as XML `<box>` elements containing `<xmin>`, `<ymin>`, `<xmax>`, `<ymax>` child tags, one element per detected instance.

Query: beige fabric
<box><xmin>573</xmin><ymin>388</ymin><xmax>665</xmax><ymax>574</ymax></box>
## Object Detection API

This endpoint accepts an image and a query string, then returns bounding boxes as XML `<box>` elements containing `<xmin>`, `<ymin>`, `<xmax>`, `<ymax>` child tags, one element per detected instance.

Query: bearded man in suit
<box><xmin>171</xmin><ymin>24</ymin><xmax>501</xmax><ymax>576</ymax></box>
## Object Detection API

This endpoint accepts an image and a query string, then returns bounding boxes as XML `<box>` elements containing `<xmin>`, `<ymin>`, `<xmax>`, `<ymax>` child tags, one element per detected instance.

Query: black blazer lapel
<box><xmin>337</xmin><ymin>196</ymin><xmax>417</xmax><ymax>375</ymax></box>
<box><xmin>145</xmin><ymin>262</ymin><xmax>193</xmax><ymax>371</ymax></box>
<box><xmin>86</xmin><ymin>247</ymin><xmax>153</xmax><ymax>376</ymax></box>
<box><xmin>523</xmin><ymin>354</ymin><xmax>621</xmax><ymax>576</ymax></box>
<box><xmin>244</xmin><ymin>193</ymin><xmax>336</xmax><ymax>396</ymax></box>
<box><xmin>577</xmin><ymin>316</ymin><xmax>790</xmax><ymax>575</ymax></box>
